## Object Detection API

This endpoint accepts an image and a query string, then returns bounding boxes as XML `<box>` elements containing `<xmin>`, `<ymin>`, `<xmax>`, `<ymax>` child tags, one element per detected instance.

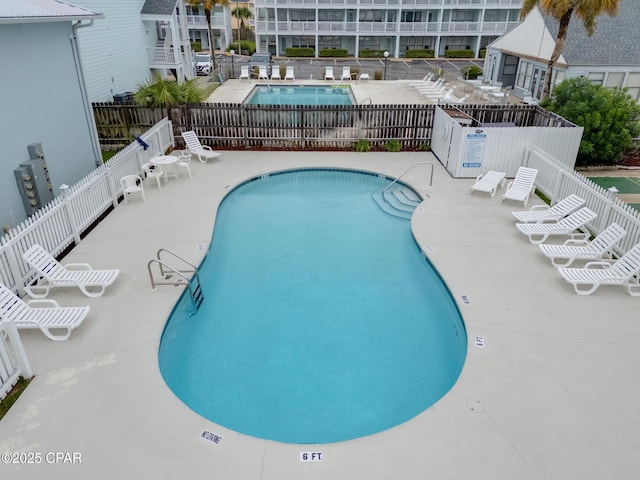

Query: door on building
<box><xmin>531</xmin><ymin>66</ymin><xmax>546</xmax><ymax>99</ymax></box>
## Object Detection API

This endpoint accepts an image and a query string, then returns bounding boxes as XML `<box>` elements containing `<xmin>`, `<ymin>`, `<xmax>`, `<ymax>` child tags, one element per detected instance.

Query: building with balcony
<box><xmin>185</xmin><ymin>2</ymin><xmax>233</xmax><ymax>52</ymax></box>
<box><xmin>253</xmin><ymin>0</ymin><xmax>522</xmax><ymax>58</ymax></box>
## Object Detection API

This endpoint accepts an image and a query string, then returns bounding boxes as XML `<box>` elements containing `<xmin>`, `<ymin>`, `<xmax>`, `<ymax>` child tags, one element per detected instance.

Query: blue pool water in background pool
<box><xmin>245</xmin><ymin>85</ymin><xmax>355</xmax><ymax>105</ymax></box>
<box><xmin>159</xmin><ymin>170</ymin><xmax>467</xmax><ymax>444</ymax></box>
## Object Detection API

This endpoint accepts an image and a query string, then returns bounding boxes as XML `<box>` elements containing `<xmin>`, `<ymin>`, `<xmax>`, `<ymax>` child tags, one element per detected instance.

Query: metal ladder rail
<box><xmin>380</xmin><ymin>162</ymin><xmax>434</xmax><ymax>203</ymax></box>
<box><xmin>148</xmin><ymin>248</ymin><xmax>204</xmax><ymax>313</ymax></box>
<box><xmin>359</xmin><ymin>97</ymin><xmax>372</xmax><ymax>105</ymax></box>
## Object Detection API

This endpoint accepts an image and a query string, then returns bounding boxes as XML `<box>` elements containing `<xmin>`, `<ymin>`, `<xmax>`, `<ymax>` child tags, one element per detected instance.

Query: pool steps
<box><xmin>372</xmin><ymin>187</ymin><xmax>421</xmax><ymax>219</ymax></box>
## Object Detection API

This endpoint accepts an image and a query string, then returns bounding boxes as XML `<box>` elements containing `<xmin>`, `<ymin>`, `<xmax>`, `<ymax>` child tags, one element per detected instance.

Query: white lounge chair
<box><xmin>512</xmin><ymin>194</ymin><xmax>586</xmax><ymax>223</ymax></box>
<box><xmin>238</xmin><ymin>65</ymin><xmax>250</xmax><ymax>80</ymax></box>
<box><xmin>539</xmin><ymin>223</ymin><xmax>626</xmax><ymax>267</ymax></box>
<box><xmin>284</xmin><ymin>66</ymin><xmax>295</xmax><ymax>80</ymax></box>
<box><xmin>469</xmin><ymin>171</ymin><xmax>506</xmax><ymax>198</ymax></box>
<box><xmin>359</xmin><ymin>73</ymin><xmax>371</xmax><ymax>80</ymax></box>
<box><xmin>0</xmin><ymin>283</ymin><xmax>90</xmax><ymax>341</ymax></box>
<box><xmin>341</xmin><ymin>66</ymin><xmax>352</xmax><ymax>80</ymax></box>
<box><xmin>181</xmin><ymin>130</ymin><xmax>222</xmax><ymax>164</ymax></box>
<box><xmin>120</xmin><ymin>175</ymin><xmax>145</xmax><ymax>204</ymax></box>
<box><xmin>515</xmin><ymin>207</ymin><xmax>597</xmax><ymax>244</ymax></box>
<box><xmin>23</xmin><ymin>244</ymin><xmax>120</xmax><ymax>298</ymax></box>
<box><xmin>271</xmin><ymin>65</ymin><xmax>281</xmax><ymax>80</ymax></box>
<box><xmin>324</xmin><ymin>66</ymin><xmax>335</xmax><ymax>80</ymax></box>
<box><xmin>258</xmin><ymin>65</ymin><xmax>269</xmax><ymax>80</ymax></box>
<box><xmin>502</xmin><ymin>167</ymin><xmax>538</xmax><ymax>206</ymax></box>
<box><xmin>557</xmin><ymin>243</ymin><xmax>640</xmax><ymax>296</ymax></box>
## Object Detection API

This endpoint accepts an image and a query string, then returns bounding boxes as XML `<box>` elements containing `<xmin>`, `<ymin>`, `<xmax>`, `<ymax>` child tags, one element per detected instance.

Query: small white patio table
<box><xmin>150</xmin><ymin>155</ymin><xmax>179</xmax><ymax>180</ymax></box>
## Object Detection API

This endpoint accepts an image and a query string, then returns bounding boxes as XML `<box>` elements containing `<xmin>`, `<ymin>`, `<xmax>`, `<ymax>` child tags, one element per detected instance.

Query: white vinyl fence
<box><xmin>526</xmin><ymin>146</ymin><xmax>640</xmax><ymax>255</ymax></box>
<box><xmin>0</xmin><ymin>118</ymin><xmax>174</xmax><ymax>296</ymax></box>
<box><xmin>0</xmin><ymin>321</ymin><xmax>33</xmax><ymax>402</ymax></box>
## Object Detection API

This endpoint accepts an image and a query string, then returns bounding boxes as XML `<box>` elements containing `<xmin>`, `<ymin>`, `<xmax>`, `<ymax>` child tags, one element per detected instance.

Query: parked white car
<box><xmin>194</xmin><ymin>54</ymin><xmax>213</xmax><ymax>76</ymax></box>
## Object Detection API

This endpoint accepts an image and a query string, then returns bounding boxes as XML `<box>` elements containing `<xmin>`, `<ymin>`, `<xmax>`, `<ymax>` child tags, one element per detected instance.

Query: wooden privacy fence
<box><xmin>92</xmin><ymin>102</ymin><xmax>562</xmax><ymax>150</ymax></box>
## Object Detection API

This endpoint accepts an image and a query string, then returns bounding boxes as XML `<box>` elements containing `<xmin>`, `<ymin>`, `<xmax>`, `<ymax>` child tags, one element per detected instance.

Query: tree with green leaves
<box><xmin>134</xmin><ymin>76</ymin><xmax>205</xmax><ymax>107</ymax></box>
<box><xmin>231</xmin><ymin>6</ymin><xmax>252</xmax><ymax>45</ymax></box>
<box><xmin>187</xmin><ymin>0</ymin><xmax>230</xmax><ymax>70</ymax></box>
<box><xmin>520</xmin><ymin>0</ymin><xmax>619</xmax><ymax>100</ymax></box>
<box><xmin>541</xmin><ymin>77</ymin><xmax>640</xmax><ymax>166</ymax></box>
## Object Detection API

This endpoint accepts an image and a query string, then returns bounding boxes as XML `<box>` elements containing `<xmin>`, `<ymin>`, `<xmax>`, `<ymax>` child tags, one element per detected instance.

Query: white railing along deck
<box><xmin>0</xmin><ymin>118</ymin><xmax>174</xmax><ymax>296</ymax></box>
<box><xmin>0</xmin><ymin>320</ymin><xmax>33</xmax><ymax>404</ymax></box>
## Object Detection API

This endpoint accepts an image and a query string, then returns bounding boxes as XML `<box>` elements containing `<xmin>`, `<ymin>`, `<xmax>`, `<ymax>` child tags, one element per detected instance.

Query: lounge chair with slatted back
<box><xmin>23</xmin><ymin>244</ymin><xmax>120</xmax><ymax>298</ymax></box>
<box><xmin>539</xmin><ymin>223</ymin><xmax>626</xmax><ymax>267</ymax></box>
<box><xmin>469</xmin><ymin>170</ymin><xmax>506</xmax><ymax>197</ymax></box>
<box><xmin>0</xmin><ymin>282</ymin><xmax>89</xmax><ymax>341</ymax></box>
<box><xmin>557</xmin><ymin>243</ymin><xmax>640</xmax><ymax>296</ymax></box>
<box><xmin>181</xmin><ymin>130</ymin><xmax>221</xmax><ymax>164</ymax></box>
<box><xmin>502</xmin><ymin>167</ymin><xmax>538</xmax><ymax>206</ymax></box>
<box><xmin>515</xmin><ymin>207</ymin><xmax>597</xmax><ymax>244</ymax></box>
<box><xmin>512</xmin><ymin>194</ymin><xmax>585</xmax><ymax>223</ymax></box>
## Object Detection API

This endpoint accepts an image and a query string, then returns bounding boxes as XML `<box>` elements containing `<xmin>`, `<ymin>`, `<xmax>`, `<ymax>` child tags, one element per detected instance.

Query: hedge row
<box><xmin>405</xmin><ymin>49</ymin><xmax>435</xmax><ymax>58</ymax></box>
<box><xmin>444</xmin><ymin>49</ymin><xmax>474</xmax><ymax>58</ymax></box>
<box><xmin>285</xmin><ymin>47</ymin><xmax>314</xmax><ymax>57</ymax></box>
<box><xmin>319</xmin><ymin>48</ymin><xmax>348</xmax><ymax>57</ymax></box>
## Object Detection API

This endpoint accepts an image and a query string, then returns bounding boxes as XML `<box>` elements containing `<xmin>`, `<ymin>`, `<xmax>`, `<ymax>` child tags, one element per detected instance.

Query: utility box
<box><xmin>14</xmin><ymin>143</ymin><xmax>54</xmax><ymax>217</ymax></box>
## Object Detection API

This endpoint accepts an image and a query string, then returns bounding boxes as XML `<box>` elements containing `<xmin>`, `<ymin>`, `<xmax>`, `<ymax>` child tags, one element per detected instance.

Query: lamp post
<box><xmin>230</xmin><ymin>49</ymin><xmax>235</xmax><ymax>79</ymax></box>
<box><xmin>383</xmin><ymin>51</ymin><xmax>389</xmax><ymax>80</ymax></box>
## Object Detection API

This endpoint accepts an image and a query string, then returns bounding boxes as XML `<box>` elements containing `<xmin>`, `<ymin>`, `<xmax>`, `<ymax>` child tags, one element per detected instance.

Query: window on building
<box><xmin>587</xmin><ymin>72</ymin><xmax>605</xmax><ymax>86</ymax></box>
<box><xmin>483</xmin><ymin>10</ymin><xmax>507</xmax><ymax>22</ymax></box>
<box><xmin>359</xmin><ymin>36</ymin><xmax>383</xmax><ymax>50</ymax></box>
<box><xmin>319</xmin><ymin>10</ymin><xmax>343</xmax><ymax>22</ymax></box>
<box><xmin>450</xmin><ymin>10</ymin><xmax>475</xmax><ymax>22</ymax></box>
<box><xmin>319</xmin><ymin>36</ymin><xmax>342</xmax><ymax>49</ymax></box>
<box><xmin>290</xmin><ymin>9</ymin><xmax>315</xmax><ymax>21</ymax></box>
<box><xmin>291</xmin><ymin>36</ymin><xmax>315</xmax><ymax>48</ymax></box>
<box><xmin>625</xmin><ymin>73</ymin><xmax>640</xmax><ymax>101</ymax></box>
<box><xmin>399</xmin><ymin>37</ymin><xmax>433</xmax><ymax>52</ymax></box>
<box><xmin>359</xmin><ymin>10</ymin><xmax>385</xmax><ymax>22</ymax></box>
<box><xmin>445</xmin><ymin>37</ymin><xmax>471</xmax><ymax>50</ymax></box>
<box><xmin>502</xmin><ymin>55</ymin><xmax>518</xmax><ymax>75</ymax></box>
<box><xmin>401</xmin><ymin>11</ymin><xmax>424</xmax><ymax>23</ymax></box>
<box><xmin>516</xmin><ymin>61</ymin><xmax>534</xmax><ymax>89</ymax></box>
<box><xmin>605</xmin><ymin>72</ymin><xmax>625</xmax><ymax>88</ymax></box>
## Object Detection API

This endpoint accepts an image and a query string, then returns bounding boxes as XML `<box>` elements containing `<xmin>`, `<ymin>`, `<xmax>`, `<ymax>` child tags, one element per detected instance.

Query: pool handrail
<box><xmin>381</xmin><ymin>162</ymin><xmax>434</xmax><ymax>198</ymax></box>
<box><xmin>148</xmin><ymin>248</ymin><xmax>204</xmax><ymax>313</ymax></box>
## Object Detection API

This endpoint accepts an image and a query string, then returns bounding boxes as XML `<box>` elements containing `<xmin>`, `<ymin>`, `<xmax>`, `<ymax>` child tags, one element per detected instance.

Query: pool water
<box><xmin>245</xmin><ymin>85</ymin><xmax>355</xmax><ymax>105</ymax></box>
<box><xmin>159</xmin><ymin>170</ymin><xmax>467</xmax><ymax>444</ymax></box>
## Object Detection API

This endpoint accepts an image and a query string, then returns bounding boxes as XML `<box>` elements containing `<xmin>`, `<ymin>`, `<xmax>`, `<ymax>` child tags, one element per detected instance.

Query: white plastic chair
<box><xmin>181</xmin><ymin>130</ymin><xmax>222</xmax><ymax>164</ymax></box>
<box><xmin>539</xmin><ymin>223</ymin><xmax>626</xmax><ymax>267</ymax></box>
<box><xmin>258</xmin><ymin>65</ymin><xmax>269</xmax><ymax>80</ymax></box>
<box><xmin>469</xmin><ymin>171</ymin><xmax>506</xmax><ymax>197</ymax></box>
<box><xmin>141</xmin><ymin>162</ymin><xmax>165</xmax><ymax>189</ymax></box>
<box><xmin>239</xmin><ymin>65</ymin><xmax>250</xmax><ymax>80</ymax></box>
<box><xmin>284</xmin><ymin>66</ymin><xmax>295</xmax><ymax>80</ymax></box>
<box><xmin>0</xmin><ymin>282</ymin><xmax>90</xmax><ymax>341</ymax></box>
<box><xmin>557</xmin><ymin>243</ymin><xmax>640</xmax><ymax>296</ymax></box>
<box><xmin>177</xmin><ymin>151</ymin><xmax>193</xmax><ymax>178</ymax></box>
<box><xmin>271</xmin><ymin>66</ymin><xmax>281</xmax><ymax>80</ymax></box>
<box><xmin>324</xmin><ymin>66</ymin><xmax>335</xmax><ymax>80</ymax></box>
<box><xmin>22</xmin><ymin>244</ymin><xmax>120</xmax><ymax>298</ymax></box>
<box><xmin>341</xmin><ymin>66</ymin><xmax>352</xmax><ymax>80</ymax></box>
<box><xmin>120</xmin><ymin>175</ymin><xmax>145</xmax><ymax>204</ymax></box>
<box><xmin>502</xmin><ymin>167</ymin><xmax>538</xmax><ymax>206</ymax></box>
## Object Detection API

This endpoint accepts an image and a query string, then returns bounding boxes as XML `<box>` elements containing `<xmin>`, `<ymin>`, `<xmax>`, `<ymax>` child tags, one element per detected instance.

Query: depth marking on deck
<box><xmin>201</xmin><ymin>430</ymin><xmax>223</xmax><ymax>445</ymax></box>
<box><xmin>461</xmin><ymin>295</ymin><xmax>470</xmax><ymax>304</ymax></box>
<box><xmin>475</xmin><ymin>336</ymin><xmax>485</xmax><ymax>348</ymax></box>
<box><xmin>300</xmin><ymin>452</ymin><xmax>323</xmax><ymax>462</ymax></box>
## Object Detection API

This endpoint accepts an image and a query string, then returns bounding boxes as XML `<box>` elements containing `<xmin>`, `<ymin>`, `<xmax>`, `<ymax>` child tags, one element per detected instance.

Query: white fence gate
<box><xmin>0</xmin><ymin>320</ymin><xmax>33</xmax><ymax>402</ymax></box>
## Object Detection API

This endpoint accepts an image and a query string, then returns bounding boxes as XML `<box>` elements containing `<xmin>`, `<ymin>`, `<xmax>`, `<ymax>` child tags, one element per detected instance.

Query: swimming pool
<box><xmin>245</xmin><ymin>85</ymin><xmax>355</xmax><ymax>105</ymax></box>
<box><xmin>159</xmin><ymin>169</ymin><xmax>466</xmax><ymax>444</ymax></box>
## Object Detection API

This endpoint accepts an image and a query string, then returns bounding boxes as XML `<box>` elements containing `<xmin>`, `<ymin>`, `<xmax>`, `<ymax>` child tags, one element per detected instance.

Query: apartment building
<box><xmin>253</xmin><ymin>0</ymin><xmax>522</xmax><ymax>58</ymax></box>
<box><xmin>185</xmin><ymin>2</ymin><xmax>233</xmax><ymax>51</ymax></box>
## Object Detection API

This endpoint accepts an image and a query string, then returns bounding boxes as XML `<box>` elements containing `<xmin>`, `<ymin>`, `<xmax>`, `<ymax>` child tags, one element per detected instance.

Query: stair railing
<box><xmin>380</xmin><ymin>162</ymin><xmax>434</xmax><ymax>202</ymax></box>
<box><xmin>147</xmin><ymin>248</ymin><xmax>204</xmax><ymax>314</ymax></box>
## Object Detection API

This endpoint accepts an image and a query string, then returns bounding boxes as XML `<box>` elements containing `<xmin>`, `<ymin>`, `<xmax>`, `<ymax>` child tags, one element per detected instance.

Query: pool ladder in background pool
<box><xmin>147</xmin><ymin>248</ymin><xmax>204</xmax><ymax>314</ymax></box>
<box><xmin>373</xmin><ymin>162</ymin><xmax>433</xmax><ymax>219</ymax></box>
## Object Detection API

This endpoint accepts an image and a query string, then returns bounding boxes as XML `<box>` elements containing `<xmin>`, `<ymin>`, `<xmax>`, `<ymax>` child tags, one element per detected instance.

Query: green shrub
<box><xmin>359</xmin><ymin>50</ymin><xmax>388</xmax><ymax>58</ymax></box>
<box><xmin>227</xmin><ymin>40</ymin><xmax>255</xmax><ymax>55</ymax></box>
<box><xmin>354</xmin><ymin>140</ymin><xmax>371</xmax><ymax>152</ymax></box>
<box><xmin>479</xmin><ymin>48</ymin><xmax>486</xmax><ymax>58</ymax></box>
<box><xmin>373</xmin><ymin>70</ymin><xmax>383</xmax><ymax>80</ymax></box>
<box><xmin>445</xmin><ymin>49</ymin><xmax>473</xmax><ymax>58</ymax></box>
<box><xmin>319</xmin><ymin>48</ymin><xmax>348</xmax><ymax>57</ymax></box>
<box><xmin>384</xmin><ymin>140</ymin><xmax>402</xmax><ymax>152</ymax></box>
<box><xmin>285</xmin><ymin>47</ymin><xmax>315</xmax><ymax>57</ymax></box>
<box><xmin>191</xmin><ymin>42</ymin><xmax>202</xmax><ymax>52</ymax></box>
<box><xmin>405</xmin><ymin>49</ymin><xmax>435</xmax><ymax>59</ymax></box>
<box><xmin>461</xmin><ymin>65</ymin><xmax>483</xmax><ymax>80</ymax></box>
<box><xmin>418</xmin><ymin>142</ymin><xmax>431</xmax><ymax>152</ymax></box>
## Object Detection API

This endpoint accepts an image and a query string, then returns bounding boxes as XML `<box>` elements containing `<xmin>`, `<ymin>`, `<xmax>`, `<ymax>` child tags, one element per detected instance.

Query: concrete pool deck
<box><xmin>1</xmin><ymin>151</ymin><xmax>639</xmax><ymax>479</ymax></box>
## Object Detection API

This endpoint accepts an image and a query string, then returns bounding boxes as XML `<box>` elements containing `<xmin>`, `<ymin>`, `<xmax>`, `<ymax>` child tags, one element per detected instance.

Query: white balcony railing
<box><xmin>148</xmin><ymin>47</ymin><xmax>178</xmax><ymax>65</ymax></box>
<box><xmin>186</xmin><ymin>14</ymin><xmax>227</xmax><ymax>29</ymax></box>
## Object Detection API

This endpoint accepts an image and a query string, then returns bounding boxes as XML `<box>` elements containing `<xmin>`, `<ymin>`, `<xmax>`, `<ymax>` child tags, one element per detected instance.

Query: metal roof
<box><xmin>0</xmin><ymin>0</ymin><xmax>102</xmax><ymax>24</ymax></box>
<box><xmin>543</xmin><ymin>1</ymin><xmax>640</xmax><ymax>66</ymax></box>
<box><xmin>141</xmin><ymin>0</ymin><xmax>179</xmax><ymax>16</ymax></box>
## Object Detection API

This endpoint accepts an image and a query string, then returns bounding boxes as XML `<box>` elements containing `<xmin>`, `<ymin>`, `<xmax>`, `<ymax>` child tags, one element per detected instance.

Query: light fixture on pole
<box><xmin>230</xmin><ymin>49</ymin><xmax>235</xmax><ymax>79</ymax></box>
<box><xmin>383</xmin><ymin>51</ymin><xmax>389</xmax><ymax>80</ymax></box>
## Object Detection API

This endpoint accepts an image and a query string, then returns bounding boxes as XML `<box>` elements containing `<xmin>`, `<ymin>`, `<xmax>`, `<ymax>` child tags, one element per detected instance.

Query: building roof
<box><xmin>543</xmin><ymin>1</ymin><xmax>640</xmax><ymax>66</ymax></box>
<box><xmin>141</xmin><ymin>0</ymin><xmax>178</xmax><ymax>16</ymax></box>
<box><xmin>0</xmin><ymin>0</ymin><xmax>102</xmax><ymax>24</ymax></box>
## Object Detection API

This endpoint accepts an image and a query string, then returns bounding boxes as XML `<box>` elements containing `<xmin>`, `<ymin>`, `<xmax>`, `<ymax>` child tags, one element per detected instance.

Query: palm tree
<box><xmin>520</xmin><ymin>0</ymin><xmax>619</xmax><ymax>100</ymax></box>
<box><xmin>231</xmin><ymin>6</ymin><xmax>253</xmax><ymax>48</ymax></box>
<box><xmin>187</xmin><ymin>0</ymin><xmax>230</xmax><ymax>71</ymax></box>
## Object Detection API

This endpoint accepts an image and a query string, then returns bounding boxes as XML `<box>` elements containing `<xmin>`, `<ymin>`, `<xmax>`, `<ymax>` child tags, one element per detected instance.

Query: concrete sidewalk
<box><xmin>1</xmin><ymin>151</ymin><xmax>638</xmax><ymax>480</ymax></box>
